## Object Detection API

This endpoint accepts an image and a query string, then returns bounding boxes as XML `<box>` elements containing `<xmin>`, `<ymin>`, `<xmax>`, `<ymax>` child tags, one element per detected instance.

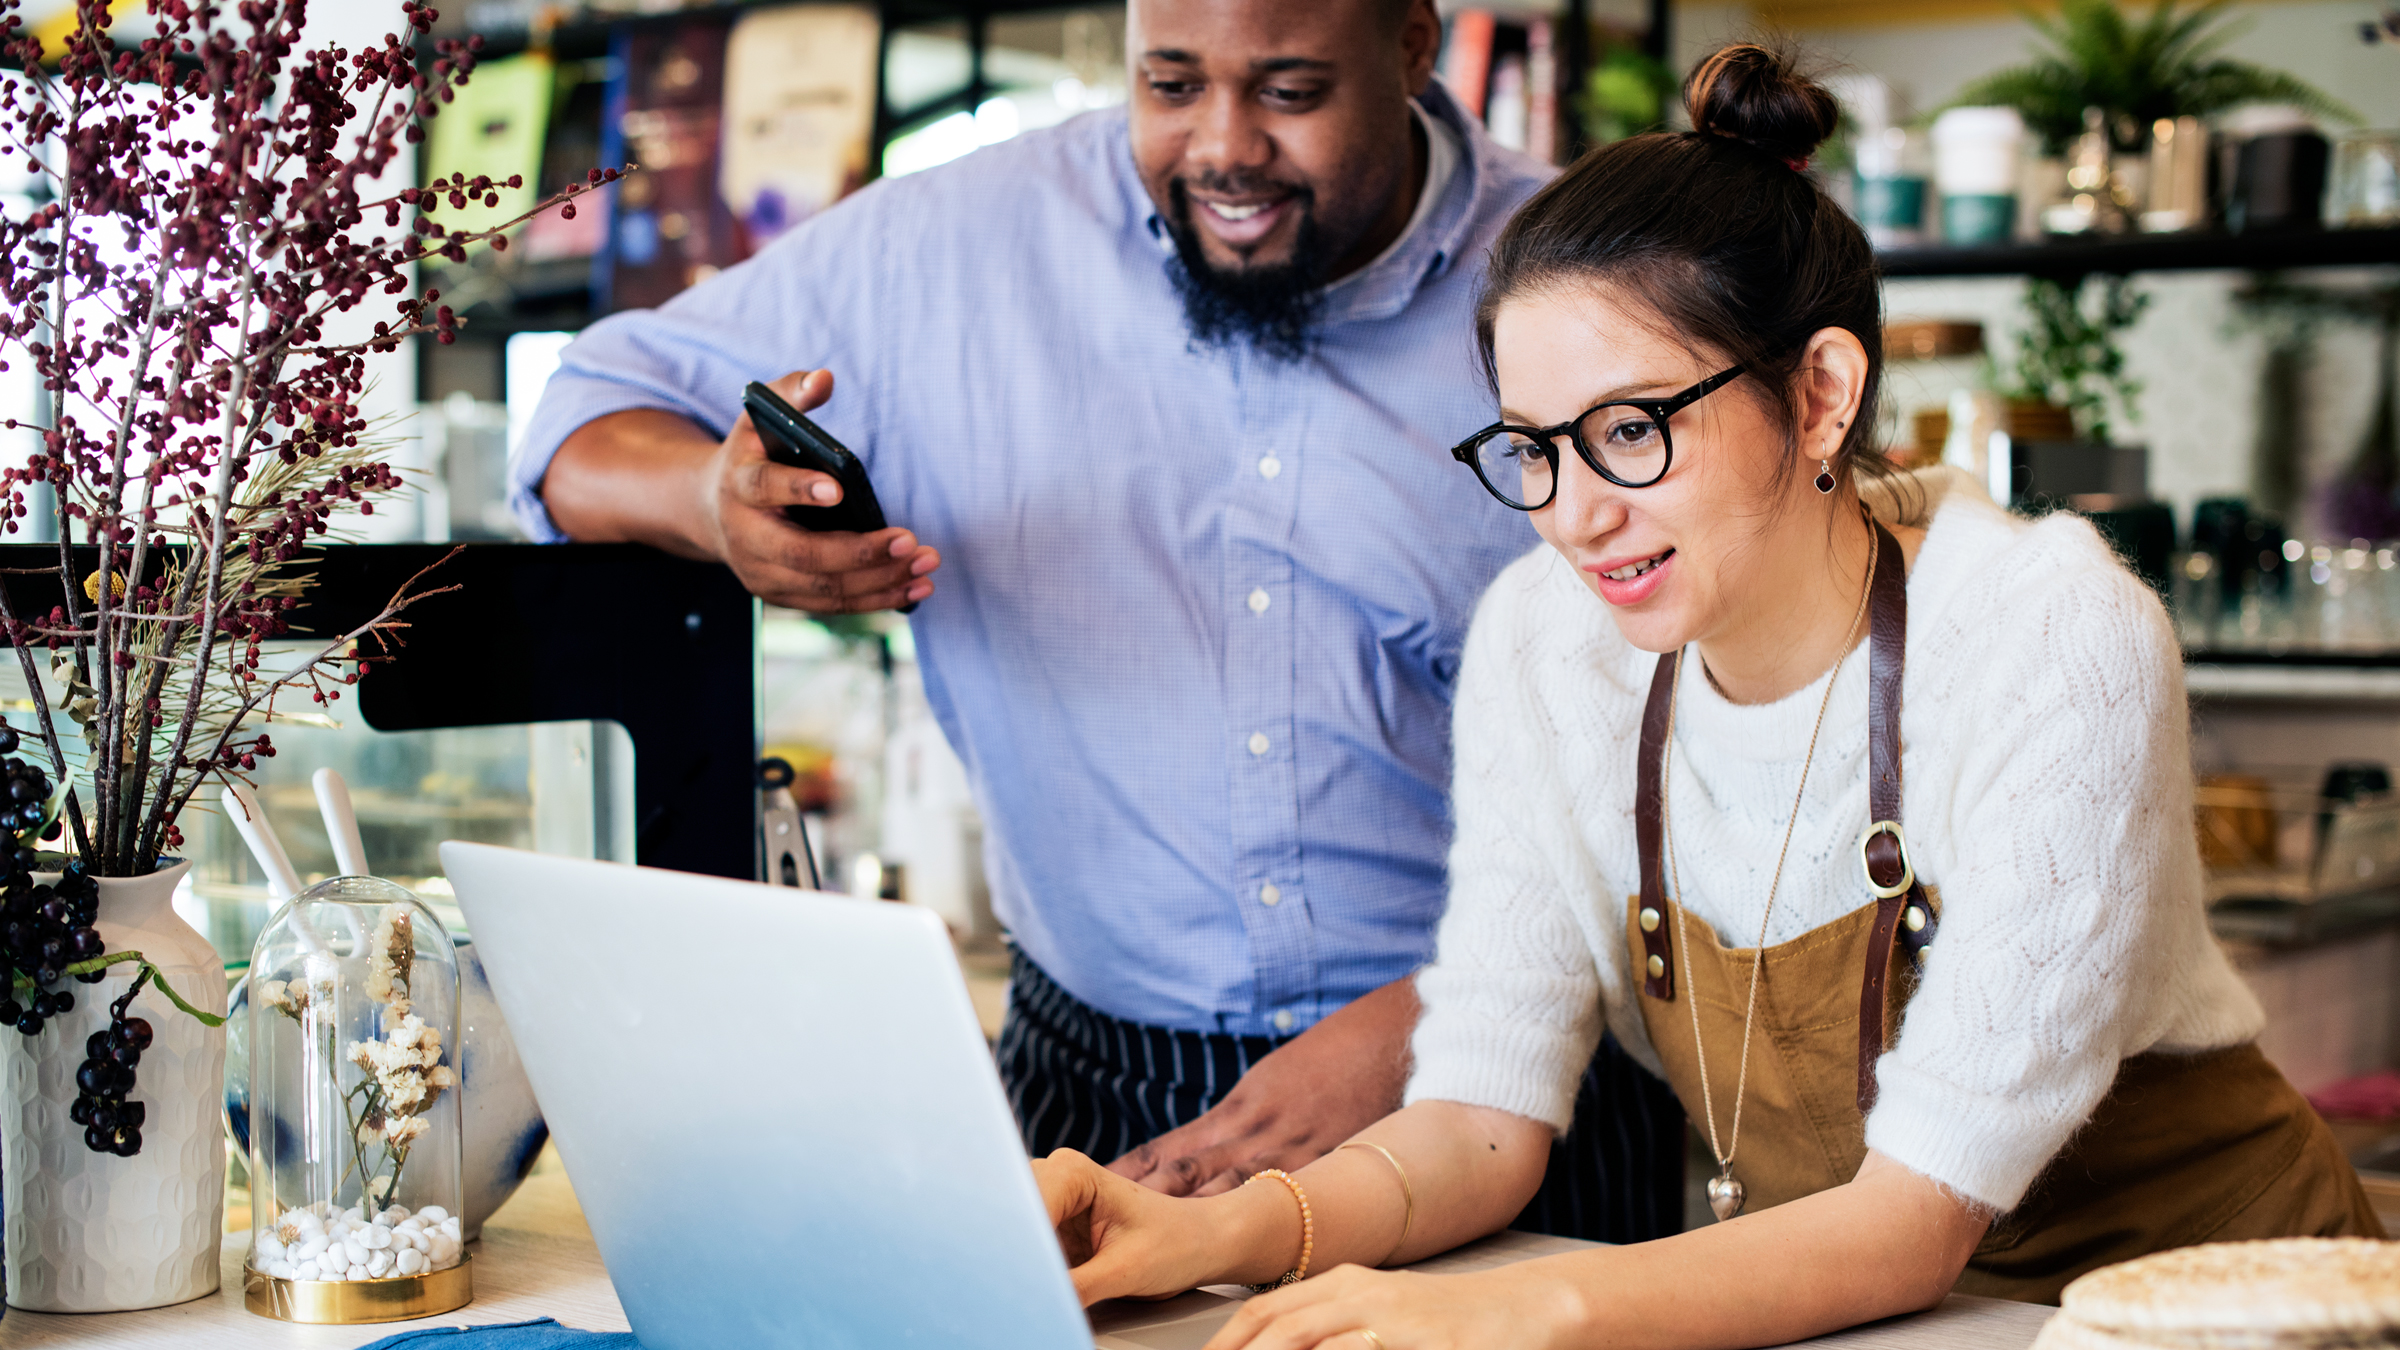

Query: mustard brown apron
<box><xmin>1623</xmin><ymin>522</ymin><xmax>2383</xmax><ymax>1305</ymax></box>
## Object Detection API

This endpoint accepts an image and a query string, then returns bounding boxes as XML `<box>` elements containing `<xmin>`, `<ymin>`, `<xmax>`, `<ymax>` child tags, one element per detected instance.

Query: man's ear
<box><xmin>1399</xmin><ymin>0</ymin><xmax>1441</xmax><ymax>95</ymax></box>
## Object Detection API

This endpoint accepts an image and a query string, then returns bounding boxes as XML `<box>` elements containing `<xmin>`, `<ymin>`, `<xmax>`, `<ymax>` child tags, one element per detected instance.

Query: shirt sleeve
<box><xmin>1864</xmin><ymin>521</ymin><xmax>2212</xmax><ymax>1210</ymax></box>
<box><xmin>506</xmin><ymin>197</ymin><xmax>882</xmax><ymax>542</ymax></box>
<box><xmin>1404</xmin><ymin>556</ymin><xmax>1608</xmax><ymax>1134</ymax></box>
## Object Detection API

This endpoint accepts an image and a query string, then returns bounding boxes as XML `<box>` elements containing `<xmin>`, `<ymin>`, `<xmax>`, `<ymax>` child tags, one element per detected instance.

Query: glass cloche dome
<box><xmin>242</xmin><ymin>876</ymin><xmax>469</xmax><ymax>1323</ymax></box>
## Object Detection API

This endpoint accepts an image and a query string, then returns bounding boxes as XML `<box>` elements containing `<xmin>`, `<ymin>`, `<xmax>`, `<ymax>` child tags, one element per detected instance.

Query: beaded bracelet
<box><xmin>1242</xmin><ymin>1168</ymin><xmax>1314</xmax><ymax>1293</ymax></box>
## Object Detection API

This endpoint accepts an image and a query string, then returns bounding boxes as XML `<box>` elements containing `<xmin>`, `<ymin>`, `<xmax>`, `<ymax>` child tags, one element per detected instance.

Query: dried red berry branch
<box><xmin>0</xmin><ymin>0</ymin><xmax>607</xmax><ymax>877</ymax></box>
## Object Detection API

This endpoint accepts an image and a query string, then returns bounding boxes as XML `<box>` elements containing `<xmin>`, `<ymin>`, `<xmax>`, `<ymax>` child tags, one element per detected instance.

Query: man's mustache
<box><xmin>1172</xmin><ymin>174</ymin><xmax>1316</xmax><ymax>208</ymax></box>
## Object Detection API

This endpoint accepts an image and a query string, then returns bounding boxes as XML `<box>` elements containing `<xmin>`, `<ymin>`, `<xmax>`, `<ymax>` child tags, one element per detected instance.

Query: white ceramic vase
<box><xmin>2</xmin><ymin>859</ymin><xmax>226</xmax><ymax>1311</ymax></box>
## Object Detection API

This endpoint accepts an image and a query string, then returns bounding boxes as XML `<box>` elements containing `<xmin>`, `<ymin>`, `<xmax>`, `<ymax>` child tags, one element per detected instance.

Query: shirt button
<box><xmin>1247</xmin><ymin>588</ymin><xmax>1270</xmax><ymax>614</ymax></box>
<box><xmin>1258</xmin><ymin>455</ymin><xmax>1282</xmax><ymax>480</ymax></box>
<box><xmin>1272</xmin><ymin>1009</ymin><xmax>1294</xmax><ymax>1032</ymax></box>
<box><xmin>1260</xmin><ymin>882</ymin><xmax>1281</xmax><ymax>907</ymax></box>
<box><xmin>1248</xmin><ymin>732</ymin><xmax>1269</xmax><ymax>756</ymax></box>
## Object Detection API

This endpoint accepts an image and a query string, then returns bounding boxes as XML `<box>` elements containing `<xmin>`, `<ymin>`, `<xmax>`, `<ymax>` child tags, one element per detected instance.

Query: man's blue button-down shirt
<box><xmin>511</xmin><ymin>87</ymin><xmax>1549</xmax><ymax>1038</ymax></box>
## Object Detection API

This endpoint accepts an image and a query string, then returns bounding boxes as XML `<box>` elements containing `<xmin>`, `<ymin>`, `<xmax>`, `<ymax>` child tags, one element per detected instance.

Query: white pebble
<box><xmin>380</xmin><ymin>1205</ymin><xmax>411</xmax><ymax>1225</ymax></box>
<box><xmin>266</xmin><ymin>1260</ymin><xmax>296</xmax><ymax>1280</ymax></box>
<box><xmin>366</xmin><ymin>1249</ymin><xmax>393</xmax><ymax>1278</ymax></box>
<box><xmin>438</xmin><ymin>1217</ymin><xmax>461</xmax><ymax>1240</ymax></box>
<box><xmin>341</xmin><ymin>1237</ymin><xmax>368</xmax><ymax>1267</ymax></box>
<box><xmin>428</xmin><ymin>1235</ymin><xmax>461</xmax><ymax>1268</ymax></box>
<box><xmin>314</xmin><ymin>1264</ymin><xmax>343</xmax><ymax>1283</ymax></box>
<box><xmin>254</xmin><ymin>1233</ymin><xmax>285</xmax><ymax>1263</ymax></box>
<box><xmin>347</xmin><ymin>1263</ymin><xmax>369</xmax><ymax>1281</ymax></box>
<box><xmin>356</xmin><ymin>1225</ymin><xmax>393</xmax><ymax>1250</ymax></box>
<box><xmin>294</xmin><ymin>1236</ymin><xmax>329</xmax><ymax>1263</ymax></box>
<box><xmin>396</xmin><ymin>1248</ymin><xmax>426</xmax><ymax>1276</ymax></box>
<box><xmin>414</xmin><ymin>1206</ymin><xmax>448</xmax><ymax>1225</ymax></box>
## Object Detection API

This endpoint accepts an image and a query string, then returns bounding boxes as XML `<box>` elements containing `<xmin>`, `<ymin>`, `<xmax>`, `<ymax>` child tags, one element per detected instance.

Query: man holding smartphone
<box><xmin>516</xmin><ymin>0</ymin><xmax>1681</xmax><ymax>1236</ymax></box>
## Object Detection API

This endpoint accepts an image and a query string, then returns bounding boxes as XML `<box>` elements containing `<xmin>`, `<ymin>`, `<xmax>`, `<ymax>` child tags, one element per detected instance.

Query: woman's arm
<box><xmin>1197</xmin><ymin>1149</ymin><xmax>1989</xmax><ymax>1350</ymax></box>
<box><xmin>1041</xmin><ymin>1100</ymin><xmax>1988</xmax><ymax>1347</ymax></box>
<box><xmin>1037</xmin><ymin>1101</ymin><xmax>1553</xmax><ymax>1304</ymax></box>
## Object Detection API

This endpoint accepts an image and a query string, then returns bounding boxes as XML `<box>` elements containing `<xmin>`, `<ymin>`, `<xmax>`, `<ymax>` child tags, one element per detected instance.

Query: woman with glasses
<box><xmin>1035</xmin><ymin>43</ymin><xmax>2382</xmax><ymax>1349</ymax></box>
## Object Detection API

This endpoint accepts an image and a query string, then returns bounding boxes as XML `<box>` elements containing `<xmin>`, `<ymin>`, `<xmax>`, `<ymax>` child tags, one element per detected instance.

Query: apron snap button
<box><xmin>1904</xmin><ymin>904</ymin><xmax>1926</xmax><ymax>933</ymax></box>
<box><xmin>1640</xmin><ymin>907</ymin><xmax>1661</xmax><ymax>933</ymax></box>
<box><xmin>1646</xmin><ymin>954</ymin><xmax>1665</xmax><ymax>978</ymax></box>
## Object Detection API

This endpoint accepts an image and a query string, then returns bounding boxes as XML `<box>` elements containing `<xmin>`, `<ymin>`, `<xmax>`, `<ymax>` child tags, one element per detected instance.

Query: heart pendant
<box><xmin>1706</xmin><ymin>1172</ymin><xmax>1746</xmax><ymax>1222</ymax></box>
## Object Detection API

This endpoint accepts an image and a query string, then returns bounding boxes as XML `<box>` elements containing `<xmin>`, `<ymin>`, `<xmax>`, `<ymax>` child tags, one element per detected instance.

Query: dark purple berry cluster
<box><xmin>66</xmin><ymin>991</ymin><xmax>151</xmax><ymax>1156</ymax></box>
<box><xmin>0</xmin><ymin>716</ymin><xmax>91</xmax><ymax>1044</ymax></box>
<box><xmin>0</xmin><ymin>864</ymin><xmax>96</xmax><ymax>1024</ymax></box>
<box><xmin>0</xmin><ymin>718</ymin><xmax>61</xmax><ymax>856</ymax></box>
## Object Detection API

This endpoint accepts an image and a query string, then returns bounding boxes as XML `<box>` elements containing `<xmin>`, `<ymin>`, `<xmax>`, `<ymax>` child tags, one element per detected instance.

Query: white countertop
<box><xmin>1</xmin><ymin>1174</ymin><xmax>2053</xmax><ymax>1350</ymax></box>
<box><xmin>0</xmin><ymin>1169</ymin><xmax>627</xmax><ymax>1350</ymax></box>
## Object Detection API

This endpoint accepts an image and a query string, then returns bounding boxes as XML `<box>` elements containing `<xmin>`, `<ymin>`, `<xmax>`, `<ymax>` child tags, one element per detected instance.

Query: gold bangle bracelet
<box><xmin>1339</xmin><ymin>1141</ymin><xmax>1415</xmax><ymax>1266</ymax></box>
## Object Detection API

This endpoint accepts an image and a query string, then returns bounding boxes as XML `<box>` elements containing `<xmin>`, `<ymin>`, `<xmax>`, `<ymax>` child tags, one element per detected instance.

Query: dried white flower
<box><xmin>364</xmin><ymin>903</ymin><xmax>413</xmax><ymax>1009</ymax></box>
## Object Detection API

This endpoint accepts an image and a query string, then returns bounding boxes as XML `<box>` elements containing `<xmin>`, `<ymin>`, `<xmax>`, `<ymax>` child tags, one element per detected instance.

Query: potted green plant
<box><xmin>1579</xmin><ymin>41</ymin><xmax>1677</xmax><ymax>147</ymax></box>
<box><xmin>1993</xmin><ymin>275</ymin><xmax>2149</xmax><ymax>446</ymax></box>
<box><xmin>1952</xmin><ymin>0</ymin><xmax>2355</xmax><ymax>155</ymax></box>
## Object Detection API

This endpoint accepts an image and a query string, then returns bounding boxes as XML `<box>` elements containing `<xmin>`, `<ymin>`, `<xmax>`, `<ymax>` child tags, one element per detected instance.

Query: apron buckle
<box><xmin>1857</xmin><ymin>820</ymin><xmax>1915</xmax><ymax>899</ymax></box>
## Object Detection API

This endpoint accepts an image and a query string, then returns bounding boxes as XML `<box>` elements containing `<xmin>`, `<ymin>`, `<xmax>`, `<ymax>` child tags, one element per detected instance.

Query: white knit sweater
<box><xmin>1405</xmin><ymin>471</ymin><xmax>2264</xmax><ymax>1211</ymax></box>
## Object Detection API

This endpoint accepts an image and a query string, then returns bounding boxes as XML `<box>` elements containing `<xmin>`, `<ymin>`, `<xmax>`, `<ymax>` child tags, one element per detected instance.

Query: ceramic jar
<box><xmin>2</xmin><ymin>858</ymin><xmax>226</xmax><ymax>1312</ymax></box>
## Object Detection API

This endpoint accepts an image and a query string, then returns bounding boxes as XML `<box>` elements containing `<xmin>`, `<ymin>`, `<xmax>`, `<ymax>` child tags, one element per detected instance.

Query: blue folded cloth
<box><xmin>357</xmin><ymin>1316</ymin><xmax>640</xmax><ymax>1349</ymax></box>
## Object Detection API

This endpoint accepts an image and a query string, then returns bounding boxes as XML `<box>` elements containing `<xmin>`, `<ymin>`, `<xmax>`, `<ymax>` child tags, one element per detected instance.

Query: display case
<box><xmin>242</xmin><ymin>876</ymin><xmax>468</xmax><ymax>1323</ymax></box>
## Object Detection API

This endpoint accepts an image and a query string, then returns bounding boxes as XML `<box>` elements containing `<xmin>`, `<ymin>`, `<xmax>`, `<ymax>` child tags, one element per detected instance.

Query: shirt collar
<box><xmin>1123</xmin><ymin>79</ymin><xmax>1508</xmax><ymax>327</ymax></box>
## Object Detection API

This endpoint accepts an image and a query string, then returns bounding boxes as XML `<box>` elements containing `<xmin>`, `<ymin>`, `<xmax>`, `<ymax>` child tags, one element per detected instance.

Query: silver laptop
<box><xmin>442</xmin><ymin>841</ymin><xmax>1264</xmax><ymax>1348</ymax></box>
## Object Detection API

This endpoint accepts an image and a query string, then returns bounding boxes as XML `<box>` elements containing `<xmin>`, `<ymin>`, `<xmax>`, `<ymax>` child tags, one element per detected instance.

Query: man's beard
<box><xmin>1161</xmin><ymin>178</ymin><xmax>1334</xmax><ymax>364</ymax></box>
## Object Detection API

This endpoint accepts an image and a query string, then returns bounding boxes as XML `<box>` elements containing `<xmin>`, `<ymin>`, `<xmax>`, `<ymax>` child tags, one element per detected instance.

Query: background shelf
<box><xmin>1878</xmin><ymin>227</ymin><xmax>2400</xmax><ymax>280</ymax></box>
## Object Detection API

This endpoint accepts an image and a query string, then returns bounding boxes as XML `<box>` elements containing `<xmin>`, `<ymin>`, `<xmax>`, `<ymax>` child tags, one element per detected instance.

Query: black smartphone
<box><xmin>741</xmin><ymin>381</ymin><xmax>916</xmax><ymax>613</ymax></box>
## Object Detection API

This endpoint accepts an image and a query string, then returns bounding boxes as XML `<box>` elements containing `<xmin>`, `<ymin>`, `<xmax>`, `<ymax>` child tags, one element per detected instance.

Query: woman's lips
<box><xmin>1587</xmin><ymin>549</ymin><xmax>1674</xmax><ymax>606</ymax></box>
<box><xmin>1193</xmin><ymin>194</ymin><xmax>1293</xmax><ymax>248</ymax></box>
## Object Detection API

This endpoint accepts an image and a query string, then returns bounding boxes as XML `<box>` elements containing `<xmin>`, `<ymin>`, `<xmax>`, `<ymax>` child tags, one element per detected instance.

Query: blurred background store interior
<box><xmin>1</xmin><ymin>0</ymin><xmax>2398</xmax><ymax>1219</ymax></box>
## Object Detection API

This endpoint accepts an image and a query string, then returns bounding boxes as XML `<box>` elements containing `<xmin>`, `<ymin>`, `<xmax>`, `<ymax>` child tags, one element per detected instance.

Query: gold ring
<box><xmin>1356</xmin><ymin>1332</ymin><xmax>1387</xmax><ymax>1350</ymax></box>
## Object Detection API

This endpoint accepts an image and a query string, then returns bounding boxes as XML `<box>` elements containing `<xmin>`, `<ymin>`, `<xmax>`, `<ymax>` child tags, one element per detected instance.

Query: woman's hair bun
<box><xmin>1683</xmin><ymin>43</ymin><xmax>1839</xmax><ymax>167</ymax></box>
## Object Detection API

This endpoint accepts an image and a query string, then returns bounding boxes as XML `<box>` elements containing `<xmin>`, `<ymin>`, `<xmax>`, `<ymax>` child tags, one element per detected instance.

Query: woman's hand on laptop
<box><xmin>1037</xmin><ymin>1148</ymin><xmax>1311</xmax><ymax>1306</ymax></box>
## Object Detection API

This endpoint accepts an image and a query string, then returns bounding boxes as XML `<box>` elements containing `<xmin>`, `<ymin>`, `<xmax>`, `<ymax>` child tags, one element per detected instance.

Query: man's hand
<box><xmin>541</xmin><ymin>368</ymin><xmax>940</xmax><ymax>614</ymax></box>
<box><xmin>1109</xmin><ymin>977</ymin><xmax>1419</xmax><ymax>1196</ymax></box>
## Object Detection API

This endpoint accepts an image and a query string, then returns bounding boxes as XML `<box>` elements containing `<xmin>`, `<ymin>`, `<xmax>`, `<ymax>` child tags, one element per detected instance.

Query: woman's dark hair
<box><xmin>1475</xmin><ymin>42</ymin><xmax>1888</xmax><ymax>492</ymax></box>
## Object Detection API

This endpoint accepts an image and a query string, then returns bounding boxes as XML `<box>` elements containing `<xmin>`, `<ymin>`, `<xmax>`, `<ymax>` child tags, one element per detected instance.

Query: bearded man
<box><xmin>512</xmin><ymin>0</ymin><xmax>1683</xmax><ymax>1239</ymax></box>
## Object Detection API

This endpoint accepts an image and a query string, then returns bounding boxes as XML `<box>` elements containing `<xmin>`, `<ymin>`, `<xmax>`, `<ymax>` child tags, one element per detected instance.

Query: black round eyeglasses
<box><xmin>1449</xmin><ymin>366</ymin><xmax>1746</xmax><ymax>511</ymax></box>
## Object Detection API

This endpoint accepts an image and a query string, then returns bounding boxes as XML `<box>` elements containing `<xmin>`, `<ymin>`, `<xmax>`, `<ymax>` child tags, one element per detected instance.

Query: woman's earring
<box><xmin>1815</xmin><ymin>459</ymin><xmax>1836</xmax><ymax>494</ymax></box>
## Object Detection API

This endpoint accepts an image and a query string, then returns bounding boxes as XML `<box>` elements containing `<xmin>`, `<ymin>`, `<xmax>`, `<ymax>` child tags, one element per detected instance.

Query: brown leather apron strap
<box><xmin>1626</xmin><ymin>518</ymin><xmax>1937</xmax><ymax>1107</ymax></box>
<box><xmin>1856</xmin><ymin>519</ymin><xmax>1935</xmax><ymax>1112</ymax></box>
<box><xmin>1636</xmin><ymin>651</ymin><xmax>1680</xmax><ymax>999</ymax></box>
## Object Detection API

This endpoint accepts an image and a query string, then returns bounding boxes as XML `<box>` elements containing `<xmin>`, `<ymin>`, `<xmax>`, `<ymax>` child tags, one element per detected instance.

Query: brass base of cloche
<box><xmin>243</xmin><ymin>1253</ymin><xmax>472</xmax><ymax>1324</ymax></box>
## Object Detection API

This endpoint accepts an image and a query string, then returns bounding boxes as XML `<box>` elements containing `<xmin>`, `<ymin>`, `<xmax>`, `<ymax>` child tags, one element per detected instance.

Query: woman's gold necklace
<box><xmin>1662</xmin><ymin>532</ymin><xmax>1875</xmax><ymax>1222</ymax></box>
